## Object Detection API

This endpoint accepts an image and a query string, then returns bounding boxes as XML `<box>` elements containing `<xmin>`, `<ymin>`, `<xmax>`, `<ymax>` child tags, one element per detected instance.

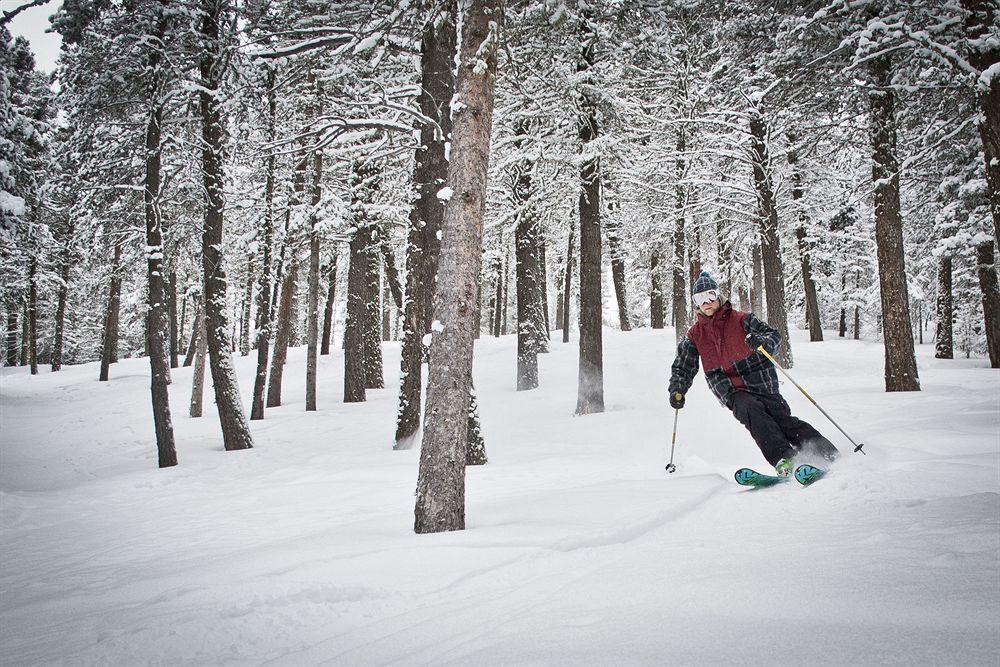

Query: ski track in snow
<box><xmin>1</xmin><ymin>328</ymin><xmax>998</xmax><ymax>665</ymax></box>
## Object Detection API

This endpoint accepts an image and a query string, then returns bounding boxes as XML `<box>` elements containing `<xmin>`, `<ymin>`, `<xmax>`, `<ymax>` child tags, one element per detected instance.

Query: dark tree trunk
<box><xmin>414</xmin><ymin>0</ymin><xmax>500</xmax><ymax>534</ymax></box>
<box><xmin>99</xmin><ymin>239</ymin><xmax>124</xmax><ymax>380</ymax></box>
<box><xmin>320</xmin><ymin>257</ymin><xmax>337</xmax><ymax>355</ymax></box>
<box><xmin>854</xmin><ymin>305</ymin><xmax>860</xmax><ymax>340</ymax></box>
<box><xmin>975</xmin><ymin>240</ymin><xmax>1000</xmax><ymax>367</ymax></box>
<box><xmin>935</xmin><ymin>256</ymin><xmax>953</xmax><ymax>359</ymax></box>
<box><xmin>183</xmin><ymin>296</ymin><xmax>200</xmax><ymax>367</ymax></box>
<box><xmin>306</xmin><ymin>102</ymin><xmax>323</xmax><ymax>411</ymax></box>
<box><xmin>19</xmin><ymin>301</ymin><xmax>27</xmax><ymax>366</ymax></box>
<box><xmin>576</xmin><ymin>14</ymin><xmax>604</xmax><ymax>415</ymax></box>
<box><xmin>512</xmin><ymin>122</ymin><xmax>544</xmax><ymax>390</ymax></box>
<box><xmin>27</xmin><ymin>255</ymin><xmax>37</xmax><ymax>375</ymax></box>
<box><xmin>239</xmin><ymin>263</ymin><xmax>252</xmax><ymax>357</ymax></box>
<box><xmin>362</xmin><ymin>230</ymin><xmax>383</xmax><ymax>389</ymax></box>
<box><xmin>250</xmin><ymin>73</ymin><xmax>277</xmax><ymax>420</ymax></box>
<box><xmin>190</xmin><ymin>302</ymin><xmax>207</xmax><ymax>418</ymax></box>
<box><xmin>962</xmin><ymin>0</ymin><xmax>1000</xmax><ymax>248</ymax></box>
<box><xmin>562</xmin><ymin>221</ymin><xmax>574</xmax><ymax>342</ymax></box>
<box><xmin>344</xmin><ymin>222</ymin><xmax>370</xmax><ymax>403</ymax></box>
<box><xmin>751</xmin><ymin>243</ymin><xmax>763</xmax><ymax>316</ymax></box>
<box><xmin>142</xmin><ymin>13</ymin><xmax>178</xmax><ymax>467</ymax></box>
<box><xmin>392</xmin><ymin>2</ymin><xmax>454</xmax><ymax>449</ymax></box>
<box><xmin>52</xmin><ymin>222</ymin><xmax>73</xmax><ymax>372</ymax></box>
<box><xmin>869</xmin><ymin>51</ymin><xmax>920</xmax><ymax>391</ymax></box>
<box><xmin>492</xmin><ymin>255</ymin><xmax>504</xmax><ymax>336</ymax></box>
<box><xmin>199</xmin><ymin>0</ymin><xmax>254</xmax><ymax>449</ymax></box>
<box><xmin>267</xmin><ymin>265</ymin><xmax>296</xmax><ymax>407</ymax></box>
<box><xmin>538</xmin><ymin>242</ymin><xmax>550</xmax><ymax>340</ymax></box>
<box><xmin>167</xmin><ymin>270</ymin><xmax>179</xmax><ymax>367</ymax></box>
<box><xmin>650</xmin><ymin>248</ymin><xmax>665</xmax><ymax>329</ymax></box>
<box><xmin>380</xmin><ymin>232</ymin><xmax>403</xmax><ymax>311</ymax></box>
<box><xmin>787</xmin><ymin>139</ymin><xmax>823</xmax><ymax>342</ymax></box>
<box><xmin>749</xmin><ymin>110</ymin><xmax>792</xmax><ymax>366</ymax></box>
<box><xmin>5</xmin><ymin>303</ymin><xmax>16</xmax><ymax>366</ymax></box>
<box><xmin>606</xmin><ymin>210</ymin><xmax>631</xmax><ymax>332</ymax></box>
<box><xmin>671</xmin><ymin>131</ymin><xmax>688</xmax><ymax>341</ymax></box>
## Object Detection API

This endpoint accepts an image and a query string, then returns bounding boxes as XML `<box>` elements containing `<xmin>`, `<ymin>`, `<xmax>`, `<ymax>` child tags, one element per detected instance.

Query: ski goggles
<box><xmin>692</xmin><ymin>289</ymin><xmax>720</xmax><ymax>306</ymax></box>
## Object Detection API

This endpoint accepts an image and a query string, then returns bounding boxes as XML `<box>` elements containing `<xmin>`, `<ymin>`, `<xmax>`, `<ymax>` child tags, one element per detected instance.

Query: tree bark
<box><xmin>869</xmin><ymin>51</ymin><xmax>920</xmax><ymax>391</ymax></box>
<box><xmin>27</xmin><ymin>254</ymin><xmax>37</xmax><ymax>375</ymax></box>
<box><xmin>935</xmin><ymin>256</ymin><xmax>953</xmax><ymax>359</ymax></box>
<box><xmin>320</xmin><ymin>256</ymin><xmax>338</xmax><ymax>355</ymax></box>
<box><xmin>975</xmin><ymin>240</ymin><xmax>1000</xmax><ymax>367</ymax></box>
<box><xmin>606</xmin><ymin>207</ymin><xmax>631</xmax><ymax>332</ymax></box>
<box><xmin>239</xmin><ymin>262</ymin><xmax>252</xmax><ymax>357</ymax></box>
<box><xmin>344</xmin><ymin>220</ymin><xmax>370</xmax><ymax>403</ymax></box>
<box><xmin>199</xmin><ymin>0</ymin><xmax>254</xmax><ymax>449</ymax></box>
<box><xmin>267</xmin><ymin>264</ymin><xmax>296</xmax><ymax>407</ymax></box>
<box><xmin>142</xmin><ymin>10</ymin><xmax>178</xmax><ymax>467</ymax></box>
<box><xmin>749</xmin><ymin>109</ymin><xmax>792</xmax><ymax>366</ymax></box>
<box><xmin>250</xmin><ymin>72</ymin><xmax>277</xmax><ymax>419</ymax></box>
<box><xmin>750</xmin><ymin>243</ymin><xmax>763</xmax><ymax>316</ymax></box>
<box><xmin>190</xmin><ymin>303</ymin><xmax>207</xmax><ymax>417</ymax></box>
<box><xmin>99</xmin><ymin>239</ymin><xmax>123</xmax><ymax>380</ymax></box>
<box><xmin>51</xmin><ymin>219</ymin><xmax>74</xmax><ymax>372</ymax></box>
<box><xmin>575</xmin><ymin>13</ymin><xmax>604</xmax><ymax>415</ymax></box>
<box><xmin>305</xmin><ymin>71</ymin><xmax>324</xmax><ymax>412</ymax></box>
<box><xmin>562</xmin><ymin>221</ymin><xmax>574</xmax><ymax>342</ymax></box>
<box><xmin>671</xmin><ymin>131</ymin><xmax>688</xmax><ymax>341</ymax></box>
<box><xmin>512</xmin><ymin>123</ymin><xmax>544</xmax><ymax>390</ymax></box>
<box><xmin>962</xmin><ymin>0</ymin><xmax>1000</xmax><ymax>248</ymax></box>
<box><xmin>650</xmin><ymin>247</ymin><xmax>664</xmax><ymax>329</ymax></box>
<box><xmin>167</xmin><ymin>270</ymin><xmax>179</xmax><ymax>367</ymax></box>
<box><xmin>414</xmin><ymin>0</ymin><xmax>501</xmax><ymax>534</ymax></box>
<box><xmin>787</xmin><ymin>139</ymin><xmax>823</xmax><ymax>342</ymax></box>
<box><xmin>5</xmin><ymin>302</ymin><xmax>16</xmax><ymax>366</ymax></box>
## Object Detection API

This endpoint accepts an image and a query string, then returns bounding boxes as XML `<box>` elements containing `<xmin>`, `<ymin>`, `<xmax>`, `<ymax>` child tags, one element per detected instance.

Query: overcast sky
<box><xmin>7</xmin><ymin>0</ymin><xmax>64</xmax><ymax>74</ymax></box>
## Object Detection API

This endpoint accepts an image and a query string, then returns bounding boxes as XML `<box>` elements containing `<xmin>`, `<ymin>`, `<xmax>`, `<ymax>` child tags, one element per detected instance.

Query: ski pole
<box><xmin>665</xmin><ymin>407</ymin><xmax>679</xmax><ymax>473</ymax></box>
<box><xmin>756</xmin><ymin>345</ymin><xmax>866</xmax><ymax>455</ymax></box>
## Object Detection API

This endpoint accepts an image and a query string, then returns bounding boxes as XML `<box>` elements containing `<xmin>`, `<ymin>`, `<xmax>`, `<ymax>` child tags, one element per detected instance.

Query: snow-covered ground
<box><xmin>1</xmin><ymin>327</ymin><xmax>998</xmax><ymax>665</ymax></box>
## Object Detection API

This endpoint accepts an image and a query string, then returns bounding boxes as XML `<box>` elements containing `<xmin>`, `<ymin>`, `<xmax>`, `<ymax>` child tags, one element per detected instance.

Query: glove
<box><xmin>669</xmin><ymin>391</ymin><xmax>685</xmax><ymax>410</ymax></box>
<box><xmin>745</xmin><ymin>333</ymin><xmax>763</xmax><ymax>351</ymax></box>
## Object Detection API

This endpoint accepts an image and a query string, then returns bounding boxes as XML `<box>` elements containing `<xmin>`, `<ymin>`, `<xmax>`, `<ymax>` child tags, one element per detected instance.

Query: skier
<box><xmin>668</xmin><ymin>271</ymin><xmax>839</xmax><ymax>476</ymax></box>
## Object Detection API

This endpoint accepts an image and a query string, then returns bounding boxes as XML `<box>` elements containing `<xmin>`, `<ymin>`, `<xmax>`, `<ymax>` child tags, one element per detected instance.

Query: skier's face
<box><xmin>698</xmin><ymin>298</ymin><xmax>720</xmax><ymax>316</ymax></box>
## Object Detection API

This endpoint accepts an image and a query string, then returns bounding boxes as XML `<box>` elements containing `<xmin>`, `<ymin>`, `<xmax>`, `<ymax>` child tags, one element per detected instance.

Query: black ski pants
<box><xmin>729</xmin><ymin>390</ymin><xmax>839</xmax><ymax>466</ymax></box>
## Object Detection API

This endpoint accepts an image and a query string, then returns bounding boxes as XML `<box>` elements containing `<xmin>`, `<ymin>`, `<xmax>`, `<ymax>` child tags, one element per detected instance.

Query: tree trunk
<box><xmin>51</xmin><ymin>225</ymin><xmax>72</xmax><ymax>372</ymax></box>
<box><xmin>239</xmin><ymin>262</ymin><xmax>253</xmax><ymax>357</ymax></box>
<box><xmin>538</xmin><ymin>242</ymin><xmax>550</xmax><ymax>340</ymax></box>
<box><xmin>183</xmin><ymin>296</ymin><xmax>200</xmax><ymax>366</ymax></box>
<box><xmin>975</xmin><ymin>240</ymin><xmax>1000</xmax><ymax>367</ymax></box>
<box><xmin>562</xmin><ymin>221</ymin><xmax>574</xmax><ymax>342</ymax></box>
<box><xmin>750</xmin><ymin>243</ymin><xmax>763</xmax><ymax>316</ymax></box>
<box><xmin>671</xmin><ymin>131</ymin><xmax>688</xmax><ymax>341</ymax></box>
<box><xmin>99</xmin><ymin>239</ymin><xmax>124</xmax><ymax>381</ymax></box>
<box><xmin>190</xmin><ymin>303</ymin><xmax>207</xmax><ymax>417</ymax></box>
<box><xmin>650</xmin><ymin>248</ymin><xmax>665</xmax><ymax>329</ymax></box>
<box><xmin>869</xmin><ymin>51</ymin><xmax>919</xmax><ymax>391</ymax></box>
<box><xmin>491</xmin><ymin>255</ymin><xmax>504</xmax><ymax>336</ymax></box>
<box><xmin>19</xmin><ymin>301</ymin><xmax>27</xmax><ymax>366</ymax></box>
<box><xmin>935</xmin><ymin>256</ymin><xmax>953</xmax><ymax>359</ymax></box>
<box><xmin>606</xmin><ymin>211</ymin><xmax>631</xmax><ymax>332</ymax></box>
<box><xmin>5</xmin><ymin>303</ymin><xmax>16</xmax><ymax>366</ymax></box>
<box><xmin>27</xmin><ymin>255</ymin><xmax>37</xmax><ymax>375</ymax></box>
<box><xmin>512</xmin><ymin>123</ymin><xmax>544</xmax><ymax>390</ymax></box>
<box><xmin>266</xmin><ymin>264</ymin><xmax>296</xmax><ymax>407</ymax></box>
<box><xmin>787</xmin><ymin>139</ymin><xmax>823</xmax><ymax>342</ymax></box>
<box><xmin>576</xmin><ymin>14</ymin><xmax>604</xmax><ymax>415</ymax></box>
<box><xmin>199</xmin><ymin>0</ymin><xmax>254</xmax><ymax>449</ymax></box>
<box><xmin>414</xmin><ymin>0</ymin><xmax>500</xmax><ymax>534</ymax></box>
<box><xmin>749</xmin><ymin>109</ymin><xmax>792</xmax><ymax>366</ymax></box>
<box><xmin>962</xmin><ymin>0</ymin><xmax>1000</xmax><ymax>248</ymax></box>
<box><xmin>142</xmin><ymin>18</ymin><xmax>178</xmax><ymax>467</ymax></box>
<box><xmin>250</xmin><ymin>74</ymin><xmax>277</xmax><ymax>420</ymax></box>
<box><xmin>167</xmin><ymin>270</ymin><xmax>179</xmax><ymax>367</ymax></box>
<box><xmin>362</xmin><ymin>225</ymin><xmax>383</xmax><ymax>389</ymax></box>
<box><xmin>345</xmin><ymin>222</ymin><xmax>370</xmax><ymax>403</ymax></box>
<box><xmin>320</xmin><ymin>256</ymin><xmax>338</xmax><ymax>355</ymax></box>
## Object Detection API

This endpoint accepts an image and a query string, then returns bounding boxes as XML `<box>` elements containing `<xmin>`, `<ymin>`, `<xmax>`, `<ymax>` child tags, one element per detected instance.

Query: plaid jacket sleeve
<box><xmin>744</xmin><ymin>313</ymin><xmax>781</xmax><ymax>355</ymax></box>
<box><xmin>668</xmin><ymin>336</ymin><xmax>700</xmax><ymax>396</ymax></box>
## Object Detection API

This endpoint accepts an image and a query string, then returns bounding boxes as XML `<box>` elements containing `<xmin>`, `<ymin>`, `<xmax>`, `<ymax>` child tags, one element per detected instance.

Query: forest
<box><xmin>2</xmin><ymin>0</ymin><xmax>998</xmax><ymax>534</ymax></box>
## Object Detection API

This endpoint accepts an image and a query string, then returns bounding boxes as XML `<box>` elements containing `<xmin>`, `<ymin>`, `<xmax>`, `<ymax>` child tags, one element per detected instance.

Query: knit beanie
<box><xmin>691</xmin><ymin>271</ymin><xmax>718</xmax><ymax>295</ymax></box>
